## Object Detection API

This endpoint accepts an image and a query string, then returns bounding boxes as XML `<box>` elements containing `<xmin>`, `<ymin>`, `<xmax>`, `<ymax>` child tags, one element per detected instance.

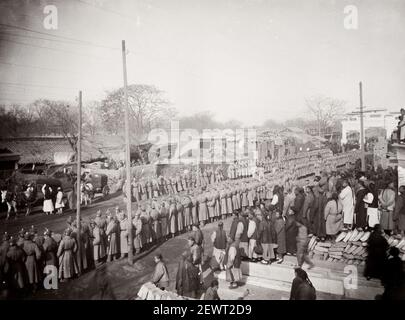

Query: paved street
<box><xmin>0</xmin><ymin>193</ymin><xmax>124</xmax><ymax>236</ymax></box>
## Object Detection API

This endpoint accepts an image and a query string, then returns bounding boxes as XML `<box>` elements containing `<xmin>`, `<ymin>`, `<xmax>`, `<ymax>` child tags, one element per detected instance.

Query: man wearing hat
<box><xmin>57</xmin><ymin>228</ymin><xmax>79</xmax><ymax>281</ymax></box>
<box><xmin>22</xmin><ymin>231</ymin><xmax>42</xmax><ymax>292</ymax></box>
<box><xmin>211</xmin><ymin>221</ymin><xmax>227</xmax><ymax>270</ymax></box>
<box><xmin>0</xmin><ymin>233</ymin><xmax>10</xmax><ymax>284</ymax></box>
<box><xmin>236</xmin><ymin>210</ymin><xmax>249</xmax><ymax>259</ymax></box>
<box><xmin>43</xmin><ymin>229</ymin><xmax>58</xmax><ymax>268</ymax></box>
<box><xmin>132</xmin><ymin>211</ymin><xmax>143</xmax><ymax>255</ymax></box>
<box><xmin>6</xmin><ymin>236</ymin><xmax>26</xmax><ymax>293</ymax></box>
<box><xmin>118</xmin><ymin>211</ymin><xmax>129</xmax><ymax>259</ymax></box>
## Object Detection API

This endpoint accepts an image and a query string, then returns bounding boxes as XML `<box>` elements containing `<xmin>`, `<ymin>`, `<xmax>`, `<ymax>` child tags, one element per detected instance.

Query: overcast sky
<box><xmin>0</xmin><ymin>0</ymin><xmax>404</xmax><ymax>125</ymax></box>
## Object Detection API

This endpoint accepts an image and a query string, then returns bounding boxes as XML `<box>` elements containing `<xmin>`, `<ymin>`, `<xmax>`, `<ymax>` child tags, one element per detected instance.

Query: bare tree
<box><xmin>100</xmin><ymin>84</ymin><xmax>174</xmax><ymax>142</ymax></box>
<box><xmin>83</xmin><ymin>100</ymin><xmax>103</xmax><ymax>136</ymax></box>
<box><xmin>31</xmin><ymin>99</ymin><xmax>79</xmax><ymax>152</ymax></box>
<box><xmin>305</xmin><ymin>96</ymin><xmax>346</xmax><ymax>136</ymax></box>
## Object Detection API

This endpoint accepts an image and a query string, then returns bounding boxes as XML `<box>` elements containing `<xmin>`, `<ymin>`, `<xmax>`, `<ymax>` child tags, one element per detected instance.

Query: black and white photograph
<box><xmin>0</xmin><ymin>0</ymin><xmax>405</xmax><ymax>306</ymax></box>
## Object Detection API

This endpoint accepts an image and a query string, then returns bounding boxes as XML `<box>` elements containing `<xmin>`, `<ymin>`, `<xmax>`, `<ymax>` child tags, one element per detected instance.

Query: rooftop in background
<box><xmin>0</xmin><ymin>136</ymin><xmax>104</xmax><ymax>164</ymax></box>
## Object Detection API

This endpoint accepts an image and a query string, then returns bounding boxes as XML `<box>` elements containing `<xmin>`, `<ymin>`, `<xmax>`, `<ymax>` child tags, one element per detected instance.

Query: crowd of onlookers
<box><xmin>3</xmin><ymin>149</ymin><xmax>402</xmax><ymax>300</ymax></box>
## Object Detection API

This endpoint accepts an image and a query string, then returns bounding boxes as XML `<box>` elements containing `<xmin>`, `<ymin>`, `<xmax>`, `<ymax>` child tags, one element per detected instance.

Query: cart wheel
<box><xmin>102</xmin><ymin>185</ymin><xmax>110</xmax><ymax>197</ymax></box>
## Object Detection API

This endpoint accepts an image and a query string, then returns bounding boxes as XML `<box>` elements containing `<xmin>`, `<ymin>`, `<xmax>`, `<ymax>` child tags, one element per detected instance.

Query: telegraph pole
<box><xmin>76</xmin><ymin>90</ymin><xmax>82</xmax><ymax>273</ymax></box>
<box><xmin>359</xmin><ymin>82</ymin><xmax>366</xmax><ymax>171</ymax></box>
<box><xmin>122</xmin><ymin>40</ymin><xmax>133</xmax><ymax>264</ymax></box>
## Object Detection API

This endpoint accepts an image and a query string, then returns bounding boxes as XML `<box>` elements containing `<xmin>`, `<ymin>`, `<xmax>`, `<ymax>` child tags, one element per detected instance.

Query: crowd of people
<box><xmin>2</xmin><ymin>148</ymin><xmax>403</xmax><ymax>300</ymax></box>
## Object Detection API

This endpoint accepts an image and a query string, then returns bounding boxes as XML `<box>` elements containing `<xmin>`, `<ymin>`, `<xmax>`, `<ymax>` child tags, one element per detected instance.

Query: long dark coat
<box><xmin>175</xmin><ymin>259</ymin><xmax>200</xmax><ymax>297</ymax></box>
<box><xmin>355</xmin><ymin>187</ymin><xmax>368</xmax><ymax>228</ymax></box>
<box><xmin>314</xmin><ymin>193</ymin><xmax>327</xmax><ymax>238</ymax></box>
<box><xmin>364</xmin><ymin>231</ymin><xmax>388</xmax><ymax>280</ymax></box>
<box><xmin>394</xmin><ymin>194</ymin><xmax>405</xmax><ymax>231</ymax></box>
<box><xmin>22</xmin><ymin>240</ymin><xmax>42</xmax><ymax>284</ymax></box>
<box><xmin>274</xmin><ymin>218</ymin><xmax>286</xmax><ymax>254</ymax></box>
<box><xmin>6</xmin><ymin>245</ymin><xmax>26</xmax><ymax>289</ymax></box>
<box><xmin>285</xmin><ymin>215</ymin><xmax>298</xmax><ymax>254</ymax></box>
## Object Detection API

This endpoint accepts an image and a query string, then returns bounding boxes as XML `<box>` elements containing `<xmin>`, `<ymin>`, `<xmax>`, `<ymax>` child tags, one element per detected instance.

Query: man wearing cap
<box><xmin>129</xmin><ymin>211</ymin><xmax>141</xmax><ymax>255</ymax></box>
<box><xmin>176</xmin><ymin>197</ymin><xmax>185</xmax><ymax>234</ymax></box>
<box><xmin>236</xmin><ymin>210</ymin><xmax>249</xmax><ymax>259</ymax></box>
<box><xmin>22</xmin><ymin>232</ymin><xmax>42</xmax><ymax>292</ymax></box>
<box><xmin>118</xmin><ymin>211</ymin><xmax>129</xmax><ymax>259</ymax></box>
<box><xmin>106</xmin><ymin>213</ymin><xmax>120</xmax><ymax>262</ymax></box>
<box><xmin>159</xmin><ymin>200</ymin><xmax>169</xmax><ymax>240</ymax></box>
<box><xmin>0</xmin><ymin>233</ymin><xmax>10</xmax><ymax>284</ymax></box>
<box><xmin>6</xmin><ymin>237</ymin><xmax>26</xmax><ymax>293</ymax></box>
<box><xmin>57</xmin><ymin>227</ymin><xmax>78</xmax><ymax>281</ymax></box>
<box><xmin>150</xmin><ymin>201</ymin><xmax>161</xmax><ymax>243</ymax></box>
<box><xmin>168</xmin><ymin>198</ymin><xmax>178</xmax><ymax>238</ymax></box>
<box><xmin>43</xmin><ymin>229</ymin><xmax>58</xmax><ymax>268</ymax></box>
<box><xmin>92</xmin><ymin>219</ymin><xmax>107</xmax><ymax>265</ymax></box>
<box><xmin>211</xmin><ymin>221</ymin><xmax>227</xmax><ymax>270</ymax></box>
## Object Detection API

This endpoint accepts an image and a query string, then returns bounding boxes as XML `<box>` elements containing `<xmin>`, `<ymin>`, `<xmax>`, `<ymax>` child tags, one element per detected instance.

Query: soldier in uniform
<box><xmin>91</xmin><ymin>219</ymin><xmax>107</xmax><ymax>266</ymax></box>
<box><xmin>140</xmin><ymin>204</ymin><xmax>151</xmax><ymax>249</ymax></box>
<box><xmin>220</xmin><ymin>188</ymin><xmax>228</xmax><ymax>220</ymax></box>
<box><xmin>132</xmin><ymin>179</ymin><xmax>140</xmax><ymax>203</ymax></box>
<box><xmin>169</xmin><ymin>198</ymin><xmax>178</xmax><ymax>238</ymax></box>
<box><xmin>191</xmin><ymin>193</ymin><xmax>199</xmax><ymax>226</ymax></box>
<box><xmin>132</xmin><ymin>211</ymin><xmax>143</xmax><ymax>255</ymax></box>
<box><xmin>118</xmin><ymin>211</ymin><xmax>129</xmax><ymax>259</ymax></box>
<box><xmin>214</xmin><ymin>190</ymin><xmax>221</xmax><ymax>220</ymax></box>
<box><xmin>22</xmin><ymin>232</ymin><xmax>41</xmax><ymax>292</ymax></box>
<box><xmin>207</xmin><ymin>192</ymin><xmax>216</xmax><ymax>224</ymax></box>
<box><xmin>159</xmin><ymin>199</ymin><xmax>169</xmax><ymax>240</ymax></box>
<box><xmin>0</xmin><ymin>233</ymin><xmax>10</xmax><ymax>285</ymax></box>
<box><xmin>106</xmin><ymin>214</ymin><xmax>119</xmax><ymax>262</ymax></box>
<box><xmin>152</xmin><ymin>179</ymin><xmax>160</xmax><ymax>198</ymax></box>
<box><xmin>57</xmin><ymin>228</ymin><xmax>79</xmax><ymax>282</ymax></box>
<box><xmin>6</xmin><ymin>237</ymin><xmax>26</xmax><ymax>295</ymax></box>
<box><xmin>150</xmin><ymin>201</ymin><xmax>161</xmax><ymax>243</ymax></box>
<box><xmin>182</xmin><ymin>195</ymin><xmax>193</xmax><ymax>231</ymax></box>
<box><xmin>198</xmin><ymin>192</ymin><xmax>209</xmax><ymax>226</ymax></box>
<box><xmin>176</xmin><ymin>196</ymin><xmax>185</xmax><ymax>234</ymax></box>
<box><xmin>171</xmin><ymin>177</ymin><xmax>178</xmax><ymax>194</ymax></box>
<box><xmin>241</xmin><ymin>187</ymin><xmax>249</xmax><ymax>210</ymax></box>
<box><xmin>146</xmin><ymin>179</ymin><xmax>153</xmax><ymax>200</ymax></box>
<box><xmin>226</xmin><ymin>189</ymin><xmax>234</xmax><ymax>217</ymax></box>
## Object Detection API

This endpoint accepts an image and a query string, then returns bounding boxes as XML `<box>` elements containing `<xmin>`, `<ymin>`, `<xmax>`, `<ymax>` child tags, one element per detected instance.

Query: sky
<box><xmin>0</xmin><ymin>0</ymin><xmax>404</xmax><ymax>126</ymax></box>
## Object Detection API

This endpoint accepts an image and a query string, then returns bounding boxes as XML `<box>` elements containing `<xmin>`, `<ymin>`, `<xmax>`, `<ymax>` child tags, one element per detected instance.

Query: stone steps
<box><xmin>216</xmin><ymin>260</ymin><xmax>383</xmax><ymax>300</ymax></box>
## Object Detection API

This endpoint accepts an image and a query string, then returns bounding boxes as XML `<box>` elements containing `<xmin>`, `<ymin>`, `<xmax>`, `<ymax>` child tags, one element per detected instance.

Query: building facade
<box><xmin>341</xmin><ymin>108</ymin><xmax>400</xmax><ymax>145</ymax></box>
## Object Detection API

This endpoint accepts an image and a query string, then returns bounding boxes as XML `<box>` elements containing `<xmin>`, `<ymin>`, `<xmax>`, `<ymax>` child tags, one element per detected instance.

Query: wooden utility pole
<box><xmin>76</xmin><ymin>90</ymin><xmax>82</xmax><ymax>273</ymax></box>
<box><xmin>122</xmin><ymin>40</ymin><xmax>133</xmax><ymax>264</ymax></box>
<box><xmin>359</xmin><ymin>82</ymin><xmax>366</xmax><ymax>171</ymax></box>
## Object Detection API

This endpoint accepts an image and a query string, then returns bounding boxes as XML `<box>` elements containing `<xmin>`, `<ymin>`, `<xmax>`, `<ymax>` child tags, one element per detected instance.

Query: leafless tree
<box><xmin>305</xmin><ymin>95</ymin><xmax>346</xmax><ymax>136</ymax></box>
<box><xmin>31</xmin><ymin>99</ymin><xmax>79</xmax><ymax>152</ymax></box>
<box><xmin>100</xmin><ymin>84</ymin><xmax>174</xmax><ymax>143</ymax></box>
